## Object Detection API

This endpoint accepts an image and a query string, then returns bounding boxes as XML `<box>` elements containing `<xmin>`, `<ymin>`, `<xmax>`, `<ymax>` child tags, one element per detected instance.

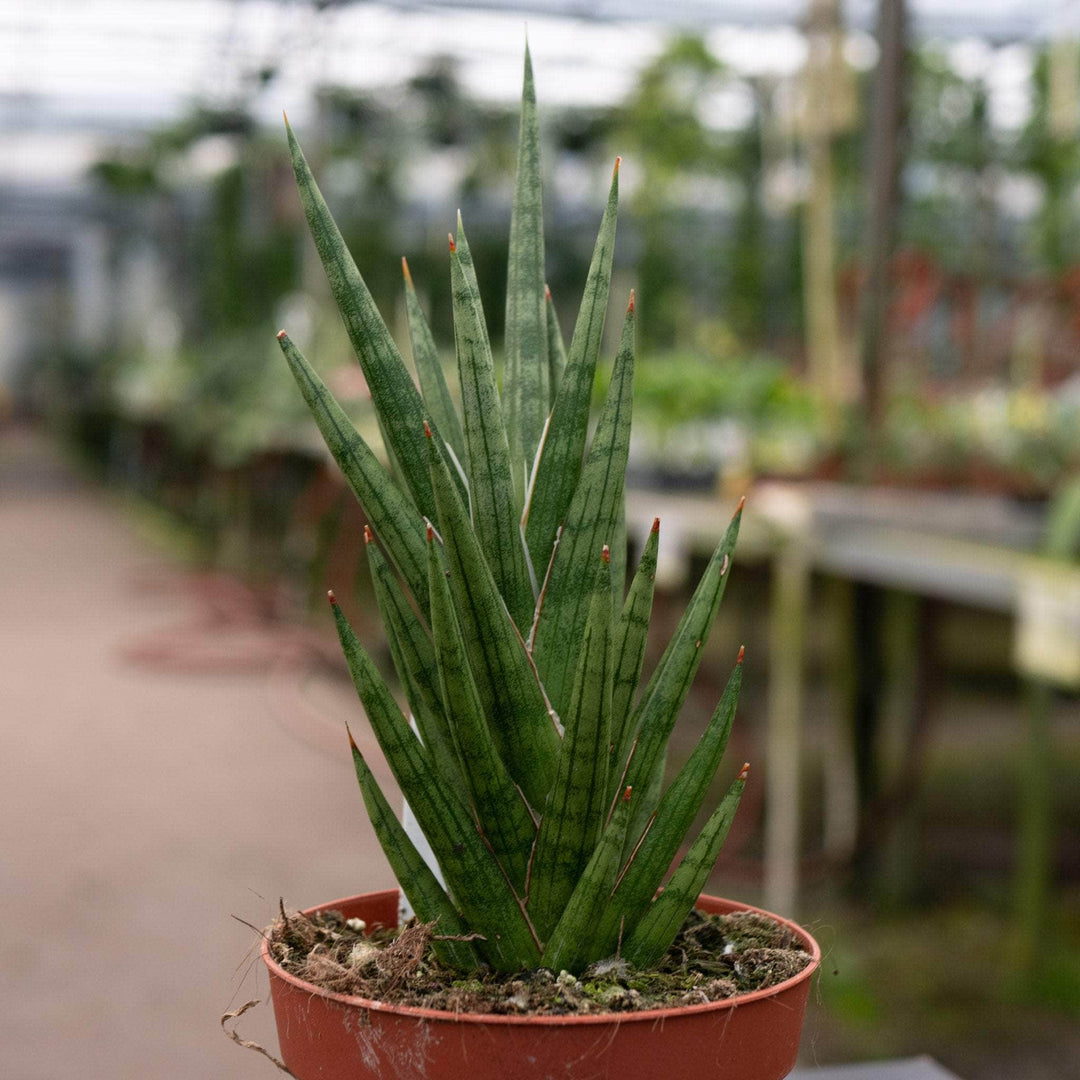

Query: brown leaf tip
<box><xmin>346</xmin><ymin>723</ymin><xmax>360</xmax><ymax>753</ymax></box>
<box><xmin>627</xmin><ymin>289</ymin><xmax>635</xmax><ymax>313</ymax></box>
<box><xmin>401</xmin><ymin>256</ymin><xmax>412</xmax><ymax>285</ymax></box>
<box><xmin>613</xmin><ymin>156</ymin><xmax>621</xmax><ymax>176</ymax></box>
<box><xmin>545</xmin><ymin>283</ymin><xmax>552</xmax><ymax>302</ymax></box>
<box><xmin>327</xmin><ymin>589</ymin><xmax>337</xmax><ymax>605</ymax></box>
<box><xmin>736</xmin><ymin>495</ymin><xmax>746</xmax><ymax>514</ymax></box>
<box><xmin>426</xmin><ymin>522</ymin><xmax>435</xmax><ymax>542</ymax></box>
<box><xmin>448</xmin><ymin>233</ymin><xmax>456</xmax><ymax>253</ymax></box>
<box><xmin>423</xmin><ymin>420</ymin><xmax>433</xmax><ymax>438</ymax></box>
<box><xmin>623</xmin><ymin>785</ymin><xmax>633</xmax><ymax>802</ymax></box>
<box><xmin>737</xmin><ymin>645</ymin><xmax>746</xmax><ymax>665</ymax></box>
<box><xmin>363</xmin><ymin>525</ymin><xmax>374</xmax><ymax>545</ymax></box>
<box><xmin>738</xmin><ymin>762</ymin><xmax>750</xmax><ymax>781</ymax></box>
<box><xmin>601</xmin><ymin>544</ymin><xmax>611</xmax><ymax>564</ymax></box>
<box><xmin>651</xmin><ymin>516</ymin><xmax>660</xmax><ymax>534</ymax></box>
<box><xmin>276</xmin><ymin>329</ymin><xmax>287</xmax><ymax>341</ymax></box>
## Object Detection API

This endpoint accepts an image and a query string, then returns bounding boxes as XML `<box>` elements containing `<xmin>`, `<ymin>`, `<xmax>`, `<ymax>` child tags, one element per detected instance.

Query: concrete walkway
<box><xmin>0</xmin><ymin>426</ymin><xmax>397</xmax><ymax>1079</ymax></box>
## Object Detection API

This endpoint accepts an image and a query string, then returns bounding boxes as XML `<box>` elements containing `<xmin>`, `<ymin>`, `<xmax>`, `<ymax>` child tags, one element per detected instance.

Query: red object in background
<box><xmin>891</xmin><ymin>249</ymin><xmax>943</xmax><ymax>327</ymax></box>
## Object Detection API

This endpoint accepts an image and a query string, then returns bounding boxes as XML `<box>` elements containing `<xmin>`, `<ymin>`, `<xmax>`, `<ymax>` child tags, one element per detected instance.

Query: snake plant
<box><xmin>277</xmin><ymin>47</ymin><xmax>748</xmax><ymax>976</ymax></box>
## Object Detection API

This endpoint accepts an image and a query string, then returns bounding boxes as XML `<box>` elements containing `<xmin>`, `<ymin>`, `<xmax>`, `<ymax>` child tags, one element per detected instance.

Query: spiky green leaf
<box><xmin>527</xmin><ymin>550</ymin><xmax>614</xmax><ymax>940</ymax></box>
<box><xmin>403</xmin><ymin>257</ymin><xmax>465</xmax><ymax>465</ymax></box>
<box><xmin>609</xmin><ymin>518</ymin><xmax>659</xmax><ymax>756</ymax></box>
<box><xmin>621</xmin><ymin>768</ymin><xmax>747</xmax><ymax>969</ymax></box>
<box><xmin>425</xmin><ymin>428</ymin><xmax>560</xmax><ymax>809</ymax></box>
<box><xmin>330</xmin><ymin>597</ymin><xmax>539</xmax><ymax>970</ymax></box>
<box><xmin>365</xmin><ymin>531</ymin><xmax>462</xmax><ymax>792</ymax></box>
<box><xmin>504</xmin><ymin>45</ymin><xmax>548</xmax><ymax>499</ymax></box>
<box><xmin>545</xmin><ymin>284</ymin><xmax>567</xmax><ymax>406</ymax></box>
<box><xmin>595</xmin><ymin>655</ymin><xmax>742</xmax><ymax>955</ymax></box>
<box><xmin>451</xmin><ymin>217</ymin><xmax>535</xmax><ymax>630</ymax></box>
<box><xmin>286</xmin><ymin>120</ymin><xmax>440</xmax><ymax>521</ymax></box>
<box><xmin>540</xmin><ymin>784</ymin><xmax>635</xmax><ymax>974</ymax></box>
<box><xmin>348</xmin><ymin>734</ymin><xmax>481</xmax><ymax>970</ymax></box>
<box><xmin>610</xmin><ymin>490</ymin><xmax>627</xmax><ymax>604</ymax></box>
<box><xmin>615</xmin><ymin>501</ymin><xmax>742</xmax><ymax>840</ymax></box>
<box><xmin>531</xmin><ymin>300</ymin><xmax>635</xmax><ymax>720</ymax></box>
<box><xmin>426</xmin><ymin>527</ymin><xmax>537</xmax><ymax>895</ymax></box>
<box><xmin>524</xmin><ymin>160</ymin><xmax>619</xmax><ymax>575</ymax></box>
<box><xmin>277</xmin><ymin>332</ymin><xmax>428</xmax><ymax>610</ymax></box>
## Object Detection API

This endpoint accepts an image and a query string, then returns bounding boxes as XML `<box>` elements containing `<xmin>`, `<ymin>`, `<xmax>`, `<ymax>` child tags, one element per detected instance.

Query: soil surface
<box><xmin>269</xmin><ymin>904</ymin><xmax>813</xmax><ymax>1015</ymax></box>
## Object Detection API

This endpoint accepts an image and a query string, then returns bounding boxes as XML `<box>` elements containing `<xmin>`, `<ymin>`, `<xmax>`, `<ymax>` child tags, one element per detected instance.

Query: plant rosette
<box><xmin>233</xmin><ymin>44</ymin><xmax>824</xmax><ymax>1080</ymax></box>
<box><xmin>260</xmin><ymin>889</ymin><xmax>820</xmax><ymax>1080</ymax></box>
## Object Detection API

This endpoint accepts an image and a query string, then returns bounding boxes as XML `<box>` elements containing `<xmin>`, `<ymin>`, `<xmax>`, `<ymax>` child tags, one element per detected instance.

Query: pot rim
<box><xmin>261</xmin><ymin>889</ymin><xmax>821</xmax><ymax>1027</ymax></box>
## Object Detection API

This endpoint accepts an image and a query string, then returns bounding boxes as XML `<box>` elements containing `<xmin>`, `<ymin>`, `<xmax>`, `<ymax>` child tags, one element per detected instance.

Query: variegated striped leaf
<box><xmin>426</xmin><ymin>525</ymin><xmax>537</xmax><ymax>895</ymax></box>
<box><xmin>425</xmin><ymin>426</ymin><xmax>560</xmax><ymax>810</ymax></box>
<box><xmin>595</xmin><ymin>653</ymin><xmax>743</xmax><ymax>955</ymax></box>
<box><xmin>527</xmin><ymin>549</ymin><xmax>614</xmax><ymax>939</ymax></box>
<box><xmin>503</xmin><ymin>44</ymin><xmax>548</xmax><ymax>504</ymax></box>
<box><xmin>621</xmin><ymin>766</ymin><xmax>748</xmax><ymax>969</ymax></box>
<box><xmin>402</xmin><ymin>256</ymin><xmax>466</xmax><ymax>466</ymax></box>
<box><xmin>451</xmin><ymin>217</ymin><xmax>535</xmax><ymax>631</ymax></box>
<box><xmin>347</xmin><ymin>732</ymin><xmax>481</xmax><ymax>970</ymax></box>
<box><xmin>277</xmin><ymin>331</ymin><xmax>428</xmax><ymax>612</ymax></box>
<box><xmin>539</xmin><ymin>784</ymin><xmax>635</xmax><ymax>974</ymax></box>
<box><xmin>545</xmin><ymin>284</ymin><xmax>567</xmax><ymax>407</ymax></box>
<box><xmin>524</xmin><ymin>159</ymin><xmax>619</xmax><ymax>576</ymax></box>
<box><xmin>365</xmin><ymin>528</ymin><xmax>462</xmax><ymax>792</ymax></box>
<box><xmin>609</xmin><ymin>518</ymin><xmax>660</xmax><ymax>758</ymax></box>
<box><xmin>330</xmin><ymin>596</ymin><xmax>540</xmax><ymax>970</ymax></box>
<box><xmin>531</xmin><ymin>298</ymin><xmax>634</xmax><ymax>721</ymax></box>
<box><xmin>286</xmin><ymin>119</ymin><xmax>443</xmax><ymax>522</ymax></box>
<box><xmin>614</xmin><ymin>501</ymin><xmax>743</xmax><ymax>843</ymax></box>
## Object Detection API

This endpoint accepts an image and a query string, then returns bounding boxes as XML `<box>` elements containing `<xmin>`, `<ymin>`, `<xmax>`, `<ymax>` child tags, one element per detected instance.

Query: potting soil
<box><xmin>268</xmin><ymin>904</ymin><xmax>812</xmax><ymax>1015</ymax></box>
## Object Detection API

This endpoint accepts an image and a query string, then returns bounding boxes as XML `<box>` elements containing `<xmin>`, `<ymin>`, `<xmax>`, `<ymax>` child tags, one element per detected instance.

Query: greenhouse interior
<box><xmin>2</xmin><ymin>2</ymin><xmax>1079</xmax><ymax>1078</ymax></box>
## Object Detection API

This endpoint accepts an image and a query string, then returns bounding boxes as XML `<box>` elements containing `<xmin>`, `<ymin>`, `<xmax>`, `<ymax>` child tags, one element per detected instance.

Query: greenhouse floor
<box><xmin>0</xmin><ymin>425</ymin><xmax>396</xmax><ymax>1079</ymax></box>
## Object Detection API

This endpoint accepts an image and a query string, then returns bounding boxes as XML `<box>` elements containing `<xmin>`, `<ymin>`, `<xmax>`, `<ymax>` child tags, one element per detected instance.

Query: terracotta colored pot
<box><xmin>263</xmin><ymin>889</ymin><xmax>820</xmax><ymax>1080</ymax></box>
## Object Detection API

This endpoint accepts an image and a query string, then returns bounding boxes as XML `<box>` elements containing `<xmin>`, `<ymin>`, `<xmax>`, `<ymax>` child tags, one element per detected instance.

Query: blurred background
<box><xmin>2</xmin><ymin>1</ymin><xmax>1079</xmax><ymax>1077</ymax></box>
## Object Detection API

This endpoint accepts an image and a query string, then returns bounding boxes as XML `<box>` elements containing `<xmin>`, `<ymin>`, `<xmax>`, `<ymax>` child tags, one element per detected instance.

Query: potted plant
<box><xmin>248</xmin><ymin>48</ymin><xmax>820</xmax><ymax>1080</ymax></box>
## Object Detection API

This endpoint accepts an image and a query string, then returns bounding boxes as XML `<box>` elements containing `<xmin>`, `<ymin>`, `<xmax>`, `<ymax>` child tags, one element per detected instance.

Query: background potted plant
<box><xmin>250</xmin><ymin>47</ymin><xmax>820</xmax><ymax>1080</ymax></box>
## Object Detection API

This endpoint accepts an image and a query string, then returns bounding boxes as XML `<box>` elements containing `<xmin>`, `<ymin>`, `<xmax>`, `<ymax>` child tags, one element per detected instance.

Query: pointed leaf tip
<box><xmin>737</xmin><ymin>645</ymin><xmax>746</xmax><ymax>664</ymax></box>
<box><xmin>627</xmin><ymin>289</ymin><xmax>635</xmax><ymax>313</ymax></box>
<box><xmin>346</xmin><ymin>723</ymin><xmax>359</xmax><ymax>753</ymax></box>
<box><xmin>738</xmin><ymin>762</ymin><xmax>750</xmax><ymax>780</ymax></box>
<box><xmin>736</xmin><ymin>495</ymin><xmax>746</xmax><ymax>514</ymax></box>
<box><xmin>362</xmin><ymin>525</ymin><xmax>374</xmax><ymax>545</ymax></box>
<box><xmin>601</xmin><ymin>544</ymin><xmax>611</xmax><ymax>564</ymax></box>
<box><xmin>448</xmin><ymin>233</ymin><xmax>456</xmax><ymax>253</ymax></box>
<box><xmin>276</xmin><ymin>329</ymin><xmax>287</xmax><ymax>341</ymax></box>
<box><xmin>401</xmin><ymin>256</ymin><xmax>412</xmax><ymax>285</ymax></box>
